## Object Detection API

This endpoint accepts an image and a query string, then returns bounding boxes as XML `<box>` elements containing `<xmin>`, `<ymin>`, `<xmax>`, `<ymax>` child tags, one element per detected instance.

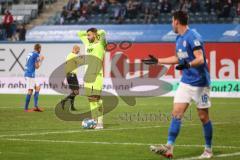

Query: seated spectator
<box><xmin>237</xmin><ymin>2</ymin><xmax>240</xmax><ymax>16</ymax></box>
<box><xmin>218</xmin><ymin>0</ymin><xmax>232</xmax><ymax>18</ymax></box>
<box><xmin>79</xmin><ymin>3</ymin><xmax>89</xmax><ymax>21</ymax></box>
<box><xmin>60</xmin><ymin>6</ymin><xmax>68</xmax><ymax>24</ymax></box>
<box><xmin>0</xmin><ymin>24</ymin><xmax>7</xmax><ymax>41</ymax></box>
<box><xmin>66</xmin><ymin>0</ymin><xmax>76</xmax><ymax>11</ymax></box>
<box><xmin>71</xmin><ymin>2</ymin><xmax>81</xmax><ymax>21</ymax></box>
<box><xmin>11</xmin><ymin>21</ymin><xmax>18</xmax><ymax>41</ymax></box>
<box><xmin>114</xmin><ymin>3</ymin><xmax>126</xmax><ymax>24</ymax></box>
<box><xmin>126</xmin><ymin>0</ymin><xmax>138</xmax><ymax>19</ymax></box>
<box><xmin>89</xmin><ymin>0</ymin><xmax>100</xmax><ymax>14</ymax></box>
<box><xmin>99</xmin><ymin>0</ymin><xmax>108</xmax><ymax>13</ymax></box>
<box><xmin>160</xmin><ymin>0</ymin><xmax>172</xmax><ymax>13</ymax></box>
<box><xmin>176</xmin><ymin>0</ymin><xmax>190</xmax><ymax>12</ymax></box>
<box><xmin>189</xmin><ymin>0</ymin><xmax>200</xmax><ymax>13</ymax></box>
<box><xmin>3</xmin><ymin>10</ymin><xmax>14</xmax><ymax>40</ymax></box>
<box><xmin>111</xmin><ymin>2</ymin><xmax>121</xmax><ymax>19</ymax></box>
<box><xmin>204</xmin><ymin>0</ymin><xmax>213</xmax><ymax>13</ymax></box>
<box><xmin>17</xmin><ymin>24</ymin><xmax>26</xmax><ymax>41</ymax></box>
<box><xmin>214</xmin><ymin>0</ymin><xmax>223</xmax><ymax>15</ymax></box>
<box><xmin>144</xmin><ymin>4</ymin><xmax>154</xmax><ymax>24</ymax></box>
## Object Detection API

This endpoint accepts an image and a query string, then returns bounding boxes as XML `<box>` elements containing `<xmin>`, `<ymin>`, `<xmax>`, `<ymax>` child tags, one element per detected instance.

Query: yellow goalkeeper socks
<box><xmin>97</xmin><ymin>99</ymin><xmax>103</xmax><ymax>124</ymax></box>
<box><xmin>90</xmin><ymin>100</ymin><xmax>103</xmax><ymax>124</ymax></box>
<box><xmin>90</xmin><ymin>101</ymin><xmax>98</xmax><ymax>120</ymax></box>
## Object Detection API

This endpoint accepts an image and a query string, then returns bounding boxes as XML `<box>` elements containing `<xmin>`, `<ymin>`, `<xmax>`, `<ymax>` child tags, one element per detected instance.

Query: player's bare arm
<box><xmin>35</xmin><ymin>55</ymin><xmax>44</xmax><ymax>69</ymax></box>
<box><xmin>175</xmin><ymin>49</ymin><xmax>205</xmax><ymax>70</ymax></box>
<box><xmin>189</xmin><ymin>49</ymin><xmax>205</xmax><ymax>67</ymax></box>
<box><xmin>158</xmin><ymin>55</ymin><xmax>179</xmax><ymax>65</ymax></box>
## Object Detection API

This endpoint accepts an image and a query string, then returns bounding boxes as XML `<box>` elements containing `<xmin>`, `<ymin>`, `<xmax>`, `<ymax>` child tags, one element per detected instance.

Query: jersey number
<box><xmin>201</xmin><ymin>94</ymin><xmax>209</xmax><ymax>104</ymax></box>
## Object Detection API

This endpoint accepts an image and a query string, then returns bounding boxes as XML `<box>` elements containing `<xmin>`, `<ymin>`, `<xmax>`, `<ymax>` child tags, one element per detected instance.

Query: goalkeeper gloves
<box><xmin>142</xmin><ymin>55</ymin><xmax>158</xmax><ymax>65</ymax></box>
<box><xmin>175</xmin><ymin>60</ymin><xmax>190</xmax><ymax>70</ymax></box>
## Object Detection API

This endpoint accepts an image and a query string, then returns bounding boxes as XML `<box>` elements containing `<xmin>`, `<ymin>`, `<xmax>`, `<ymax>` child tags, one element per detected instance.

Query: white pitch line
<box><xmin>3</xmin><ymin>138</ymin><xmax>240</xmax><ymax>150</ymax></box>
<box><xmin>0</xmin><ymin>122</ymin><xmax>235</xmax><ymax>138</ymax></box>
<box><xmin>0</xmin><ymin>125</ymin><xmax>168</xmax><ymax>138</ymax></box>
<box><xmin>0</xmin><ymin>101</ymin><xmax>239</xmax><ymax>109</ymax></box>
<box><xmin>176</xmin><ymin>152</ymin><xmax>240</xmax><ymax>160</ymax></box>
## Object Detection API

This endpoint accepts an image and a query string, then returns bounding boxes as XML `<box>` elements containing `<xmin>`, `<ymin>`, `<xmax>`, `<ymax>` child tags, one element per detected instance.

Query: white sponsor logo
<box><xmin>223</xmin><ymin>30</ymin><xmax>238</xmax><ymax>36</ymax></box>
<box><xmin>194</xmin><ymin>40</ymin><xmax>201</xmax><ymax>46</ymax></box>
<box><xmin>177</xmin><ymin>50</ymin><xmax>188</xmax><ymax>59</ymax></box>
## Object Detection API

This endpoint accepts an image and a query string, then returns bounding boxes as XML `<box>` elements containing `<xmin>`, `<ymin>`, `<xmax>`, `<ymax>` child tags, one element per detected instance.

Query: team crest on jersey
<box><xmin>194</xmin><ymin>40</ymin><xmax>201</xmax><ymax>46</ymax></box>
<box><xmin>183</xmin><ymin>40</ymin><xmax>187</xmax><ymax>47</ymax></box>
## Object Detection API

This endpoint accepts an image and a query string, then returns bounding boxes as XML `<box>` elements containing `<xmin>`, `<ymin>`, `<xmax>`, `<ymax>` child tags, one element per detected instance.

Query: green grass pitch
<box><xmin>0</xmin><ymin>94</ymin><xmax>240</xmax><ymax>160</ymax></box>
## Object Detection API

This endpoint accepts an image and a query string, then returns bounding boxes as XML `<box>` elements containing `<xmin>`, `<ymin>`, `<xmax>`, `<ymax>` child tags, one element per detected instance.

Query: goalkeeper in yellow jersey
<box><xmin>77</xmin><ymin>28</ymin><xmax>107</xmax><ymax>129</ymax></box>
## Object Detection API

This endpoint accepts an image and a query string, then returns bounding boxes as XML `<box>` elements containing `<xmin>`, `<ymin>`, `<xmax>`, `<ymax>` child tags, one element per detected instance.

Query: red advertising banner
<box><xmin>107</xmin><ymin>43</ymin><xmax>240</xmax><ymax>80</ymax></box>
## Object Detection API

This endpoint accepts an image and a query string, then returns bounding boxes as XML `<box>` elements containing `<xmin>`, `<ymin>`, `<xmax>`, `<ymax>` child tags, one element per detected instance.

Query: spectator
<box><xmin>114</xmin><ymin>3</ymin><xmax>126</xmax><ymax>24</ymax></box>
<box><xmin>126</xmin><ymin>0</ymin><xmax>138</xmax><ymax>19</ymax></box>
<box><xmin>144</xmin><ymin>4</ymin><xmax>154</xmax><ymax>23</ymax></box>
<box><xmin>99</xmin><ymin>0</ymin><xmax>108</xmax><ymax>13</ymax></box>
<box><xmin>60</xmin><ymin>6</ymin><xmax>68</xmax><ymax>24</ymax></box>
<box><xmin>89</xmin><ymin>0</ymin><xmax>100</xmax><ymax>14</ymax></box>
<box><xmin>204</xmin><ymin>0</ymin><xmax>213</xmax><ymax>13</ymax></box>
<box><xmin>160</xmin><ymin>0</ymin><xmax>172</xmax><ymax>13</ymax></box>
<box><xmin>66</xmin><ymin>0</ymin><xmax>76</xmax><ymax>11</ymax></box>
<box><xmin>237</xmin><ymin>2</ymin><xmax>240</xmax><ymax>16</ymax></box>
<box><xmin>17</xmin><ymin>24</ymin><xmax>26</xmax><ymax>41</ymax></box>
<box><xmin>0</xmin><ymin>24</ymin><xmax>7</xmax><ymax>41</ymax></box>
<box><xmin>63</xmin><ymin>0</ymin><xmax>80</xmax><ymax>23</ymax></box>
<box><xmin>214</xmin><ymin>0</ymin><xmax>223</xmax><ymax>15</ymax></box>
<box><xmin>189</xmin><ymin>0</ymin><xmax>200</xmax><ymax>13</ymax></box>
<box><xmin>218</xmin><ymin>0</ymin><xmax>232</xmax><ymax>18</ymax></box>
<box><xmin>11</xmin><ymin>21</ymin><xmax>18</xmax><ymax>41</ymax></box>
<box><xmin>176</xmin><ymin>0</ymin><xmax>190</xmax><ymax>12</ymax></box>
<box><xmin>71</xmin><ymin>1</ymin><xmax>81</xmax><ymax>21</ymax></box>
<box><xmin>79</xmin><ymin>3</ymin><xmax>89</xmax><ymax>21</ymax></box>
<box><xmin>1</xmin><ymin>3</ymin><xmax>7</xmax><ymax>14</ymax></box>
<box><xmin>3</xmin><ymin>10</ymin><xmax>14</xmax><ymax>40</ymax></box>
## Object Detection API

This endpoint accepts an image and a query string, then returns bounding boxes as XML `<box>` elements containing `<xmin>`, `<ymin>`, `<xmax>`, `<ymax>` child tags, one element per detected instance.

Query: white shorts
<box><xmin>174</xmin><ymin>82</ymin><xmax>211</xmax><ymax>108</ymax></box>
<box><xmin>25</xmin><ymin>77</ymin><xmax>39</xmax><ymax>90</ymax></box>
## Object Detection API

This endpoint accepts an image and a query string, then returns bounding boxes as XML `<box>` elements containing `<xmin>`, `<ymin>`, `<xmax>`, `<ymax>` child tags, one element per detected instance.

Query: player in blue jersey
<box><xmin>142</xmin><ymin>11</ymin><xmax>213</xmax><ymax>159</ymax></box>
<box><xmin>24</xmin><ymin>44</ymin><xmax>44</xmax><ymax>112</ymax></box>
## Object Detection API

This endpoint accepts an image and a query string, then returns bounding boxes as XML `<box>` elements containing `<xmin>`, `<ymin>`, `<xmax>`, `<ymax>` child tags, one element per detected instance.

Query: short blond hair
<box><xmin>34</xmin><ymin>44</ymin><xmax>41</xmax><ymax>51</ymax></box>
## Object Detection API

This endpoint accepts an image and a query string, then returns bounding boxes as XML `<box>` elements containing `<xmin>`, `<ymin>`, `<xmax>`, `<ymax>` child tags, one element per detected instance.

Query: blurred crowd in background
<box><xmin>0</xmin><ymin>10</ymin><xmax>26</xmax><ymax>41</ymax></box>
<box><xmin>0</xmin><ymin>0</ymin><xmax>49</xmax><ymax>41</ymax></box>
<box><xmin>60</xmin><ymin>0</ymin><xmax>240</xmax><ymax>24</ymax></box>
<box><xmin>0</xmin><ymin>0</ymin><xmax>240</xmax><ymax>41</ymax></box>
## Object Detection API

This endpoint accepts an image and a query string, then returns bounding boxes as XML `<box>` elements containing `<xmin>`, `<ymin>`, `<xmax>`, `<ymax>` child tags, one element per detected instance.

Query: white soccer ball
<box><xmin>81</xmin><ymin>118</ymin><xmax>97</xmax><ymax>129</ymax></box>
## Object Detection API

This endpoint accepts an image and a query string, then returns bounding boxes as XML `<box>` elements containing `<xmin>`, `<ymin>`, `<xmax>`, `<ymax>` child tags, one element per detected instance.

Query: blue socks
<box><xmin>24</xmin><ymin>94</ymin><xmax>32</xmax><ymax>110</ymax></box>
<box><xmin>34</xmin><ymin>91</ymin><xmax>39</xmax><ymax>107</ymax></box>
<box><xmin>167</xmin><ymin>117</ymin><xmax>182</xmax><ymax>145</ymax></box>
<box><xmin>203</xmin><ymin>120</ymin><xmax>213</xmax><ymax>149</ymax></box>
<box><xmin>166</xmin><ymin>117</ymin><xmax>212</xmax><ymax>149</ymax></box>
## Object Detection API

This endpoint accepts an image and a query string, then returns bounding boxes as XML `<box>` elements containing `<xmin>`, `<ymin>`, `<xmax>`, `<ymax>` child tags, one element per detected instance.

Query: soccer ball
<box><xmin>81</xmin><ymin>118</ymin><xmax>97</xmax><ymax>129</ymax></box>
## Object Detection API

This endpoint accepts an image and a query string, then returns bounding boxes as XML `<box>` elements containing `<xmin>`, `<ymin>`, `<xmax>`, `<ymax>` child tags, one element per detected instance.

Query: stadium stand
<box><xmin>0</xmin><ymin>0</ymin><xmax>57</xmax><ymax>41</ymax></box>
<box><xmin>0</xmin><ymin>0</ymin><xmax>240</xmax><ymax>41</ymax></box>
<box><xmin>49</xmin><ymin>0</ymin><xmax>240</xmax><ymax>25</ymax></box>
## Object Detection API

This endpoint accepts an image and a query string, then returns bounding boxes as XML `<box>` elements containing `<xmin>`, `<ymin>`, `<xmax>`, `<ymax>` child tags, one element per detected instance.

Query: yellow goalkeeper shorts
<box><xmin>84</xmin><ymin>74</ymin><xmax>103</xmax><ymax>96</ymax></box>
